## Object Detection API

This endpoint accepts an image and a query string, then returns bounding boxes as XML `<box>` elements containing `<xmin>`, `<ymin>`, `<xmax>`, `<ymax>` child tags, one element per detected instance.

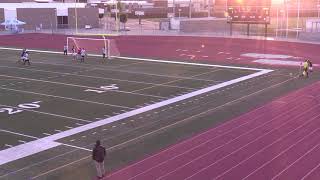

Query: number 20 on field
<box><xmin>0</xmin><ymin>101</ymin><xmax>41</xmax><ymax>115</ymax></box>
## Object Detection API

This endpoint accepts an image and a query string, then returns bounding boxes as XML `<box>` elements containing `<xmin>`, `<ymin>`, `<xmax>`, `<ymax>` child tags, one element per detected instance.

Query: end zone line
<box><xmin>0</xmin><ymin>46</ymin><xmax>265</xmax><ymax>71</ymax></box>
<box><xmin>0</xmin><ymin>69</ymin><xmax>272</xmax><ymax>166</ymax></box>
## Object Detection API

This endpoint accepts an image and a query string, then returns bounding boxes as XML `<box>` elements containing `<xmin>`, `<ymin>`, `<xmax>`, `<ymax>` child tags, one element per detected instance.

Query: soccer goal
<box><xmin>66</xmin><ymin>36</ymin><xmax>120</xmax><ymax>59</ymax></box>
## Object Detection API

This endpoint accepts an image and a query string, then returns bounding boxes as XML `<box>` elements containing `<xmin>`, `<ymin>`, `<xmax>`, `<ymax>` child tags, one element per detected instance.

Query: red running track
<box><xmin>103</xmin><ymin>81</ymin><xmax>320</xmax><ymax>180</ymax></box>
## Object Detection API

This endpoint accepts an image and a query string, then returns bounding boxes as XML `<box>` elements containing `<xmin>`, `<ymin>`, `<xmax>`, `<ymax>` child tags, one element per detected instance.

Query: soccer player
<box><xmin>71</xmin><ymin>46</ymin><xmax>77</xmax><ymax>61</ymax></box>
<box><xmin>19</xmin><ymin>48</ymin><xmax>26</xmax><ymax>63</ymax></box>
<box><xmin>63</xmin><ymin>45</ymin><xmax>68</xmax><ymax>55</ymax></box>
<box><xmin>102</xmin><ymin>46</ymin><xmax>106</xmax><ymax>59</ymax></box>
<box><xmin>23</xmin><ymin>51</ymin><xmax>30</xmax><ymax>65</ymax></box>
<box><xmin>303</xmin><ymin>60</ymin><xmax>309</xmax><ymax>78</ymax></box>
<box><xmin>80</xmin><ymin>48</ymin><xmax>86</xmax><ymax>63</ymax></box>
<box><xmin>307</xmin><ymin>59</ymin><xmax>313</xmax><ymax>72</ymax></box>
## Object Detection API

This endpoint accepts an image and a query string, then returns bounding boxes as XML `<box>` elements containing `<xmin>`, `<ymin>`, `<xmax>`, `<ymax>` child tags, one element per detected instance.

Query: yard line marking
<box><xmin>0</xmin><ymin>65</ymin><xmax>196</xmax><ymax>90</ymax></box>
<box><xmin>0</xmin><ymin>103</ymin><xmax>92</xmax><ymax>123</ymax></box>
<box><xmin>43</xmin><ymin>133</ymin><xmax>52</xmax><ymax>136</ymax></box>
<box><xmin>60</xmin><ymin>143</ymin><xmax>91</xmax><ymax>152</ymax></box>
<box><xmin>18</xmin><ymin>140</ymin><xmax>27</xmax><ymax>144</ymax></box>
<box><xmin>2</xmin><ymin>77</ymin><xmax>296</xmax><ymax>179</ymax></box>
<box><xmin>0</xmin><ymin>129</ymin><xmax>39</xmax><ymax>139</ymax></box>
<box><xmin>0</xmin><ymin>86</ymin><xmax>133</xmax><ymax>109</ymax></box>
<box><xmin>132</xmin><ymin>68</ymin><xmax>222</xmax><ymax>93</ymax></box>
<box><xmin>0</xmin><ymin>47</ymin><xmax>265</xmax><ymax>71</ymax></box>
<box><xmin>76</xmin><ymin>123</ymin><xmax>84</xmax><ymax>126</ymax></box>
<box><xmin>0</xmin><ymin>64</ymin><xmax>272</xmax><ymax>166</ymax></box>
<box><xmin>0</xmin><ymin>74</ymin><xmax>164</xmax><ymax>99</ymax></box>
<box><xmin>65</xmin><ymin>126</ymin><xmax>73</xmax><ymax>129</ymax></box>
<box><xmin>2</xmin><ymin>58</ymin><xmax>218</xmax><ymax>83</ymax></box>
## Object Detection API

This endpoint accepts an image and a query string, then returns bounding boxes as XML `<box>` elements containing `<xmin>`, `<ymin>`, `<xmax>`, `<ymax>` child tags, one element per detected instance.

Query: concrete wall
<box><xmin>17</xmin><ymin>8</ymin><xmax>57</xmax><ymax>30</ymax></box>
<box><xmin>68</xmin><ymin>8</ymin><xmax>99</xmax><ymax>29</ymax></box>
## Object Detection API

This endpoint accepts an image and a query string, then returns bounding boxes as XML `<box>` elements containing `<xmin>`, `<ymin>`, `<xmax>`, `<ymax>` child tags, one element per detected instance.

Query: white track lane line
<box><xmin>184</xmin><ymin>112</ymin><xmax>320</xmax><ymax>180</ymax></box>
<box><xmin>271</xmin><ymin>142</ymin><xmax>320</xmax><ymax>180</ymax></box>
<box><xmin>138</xmin><ymin>100</ymin><xmax>316</xmax><ymax>180</ymax></box>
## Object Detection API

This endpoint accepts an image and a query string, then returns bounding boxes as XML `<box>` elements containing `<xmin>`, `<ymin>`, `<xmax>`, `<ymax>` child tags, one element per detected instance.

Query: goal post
<box><xmin>66</xmin><ymin>36</ymin><xmax>120</xmax><ymax>59</ymax></box>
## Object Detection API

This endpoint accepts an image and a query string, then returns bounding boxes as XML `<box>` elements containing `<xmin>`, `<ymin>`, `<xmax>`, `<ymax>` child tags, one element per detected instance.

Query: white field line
<box><xmin>0</xmin><ymin>46</ymin><xmax>265</xmax><ymax>71</ymax></box>
<box><xmin>0</xmin><ymin>86</ymin><xmax>134</xmax><ymax>110</ymax></box>
<box><xmin>0</xmin><ymin>46</ymin><xmax>273</xmax><ymax>166</ymax></box>
<box><xmin>0</xmin><ymin>65</ymin><xmax>197</xmax><ymax>90</ymax></box>
<box><xmin>0</xmin><ymin>129</ymin><xmax>39</xmax><ymax>139</ymax></box>
<box><xmin>0</xmin><ymin>103</ymin><xmax>92</xmax><ymax>123</ymax></box>
<box><xmin>0</xmin><ymin>70</ymin><xmax>273</xmax><ymax>166</ymax></box>
<box><xmin>0</xmin><ymin>74</ymin><xmax>165</xmax><ymax>99</ymax></box>
<box><xmin>31</xmin><ymin>75</ymin><xmax>295</xmax><ymax>180</ymax></box>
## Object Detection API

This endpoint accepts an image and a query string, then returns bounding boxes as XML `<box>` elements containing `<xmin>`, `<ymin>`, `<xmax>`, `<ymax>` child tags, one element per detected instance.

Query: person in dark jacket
<box><xmin>92</xmin><ymin>140</ymin><xmax>106</xmax><ymax>179</ymax></box>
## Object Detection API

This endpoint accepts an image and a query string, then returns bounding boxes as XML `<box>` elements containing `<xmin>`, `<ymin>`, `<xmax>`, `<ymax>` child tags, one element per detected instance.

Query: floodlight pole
<box><xmin>296</xmin><ymin>0</ymin><xmax>300</xmax><ymax>38</ymax></box>
<box><xmin>116</xmin><ymin>0</ymin><xmax>119</xmax><ymax>32</ymax></box>
<box><xmin>173</xmin><ymin>0</ymin><xmax>176</xmax><ymax>18</ymax></box>
<box><xmin>318</xmin><ymin>0</ymin><xmax>320</xmax><ymax>18</ymax></box>
<box><xmin>189</xmin><ymin>0</ymin><xmax>191</xmax><ymax>18</ymax></box>
<box><xmin>285</xmin><ymin>0</ymin><xmax>289</xmax><ymax>38</ymax></box>
<box><xmin>75</xmin><ymin>0</ymin><xmax>78</xmax><ymax>34</ymax></box>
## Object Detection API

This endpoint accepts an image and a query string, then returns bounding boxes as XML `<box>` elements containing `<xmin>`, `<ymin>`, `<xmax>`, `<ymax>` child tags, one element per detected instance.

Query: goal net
<box><xmin>66</xmin><ymin>37</ymin><xmax>120</xmax><ymax>58</ymax></box>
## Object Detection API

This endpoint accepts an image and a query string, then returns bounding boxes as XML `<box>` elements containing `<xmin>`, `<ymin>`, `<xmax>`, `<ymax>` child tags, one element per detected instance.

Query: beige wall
<box><xmin>17</xmin><ymin>8</ymin><xmax>57</xmax><ymax>30</ymax></box>
<box><xmin>68</xmin><ymin>8</ymin><xmax>99</xmax><ymax>29</ymax></box>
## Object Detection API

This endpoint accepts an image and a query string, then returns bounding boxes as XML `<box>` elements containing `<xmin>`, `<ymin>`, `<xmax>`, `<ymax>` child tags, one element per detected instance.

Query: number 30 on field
<box><xmin>0</xmin><ymin>101</ymin><xmax>41</xmax><ymax>115</ymax></box>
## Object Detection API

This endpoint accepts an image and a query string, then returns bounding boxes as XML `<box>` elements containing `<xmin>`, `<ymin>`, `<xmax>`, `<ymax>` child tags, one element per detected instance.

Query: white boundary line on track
<box><xmin>271</xmin><ymin>142</ymin><xmax>320</xmax><ymax>180</ymax></box>
<box><xmin>184</xmin><ymin>111</ymin><xmax>320</xmax><ymax>180</ymax></box>
<box><xmin>124</xmin><ymin>96</ymin><xmax>313</xmax><ymax>180</ymax></box>
<box><xmin>0</xmin><ymin>46</ymin><xmax>273</xmax><ymax>167</ymax></box>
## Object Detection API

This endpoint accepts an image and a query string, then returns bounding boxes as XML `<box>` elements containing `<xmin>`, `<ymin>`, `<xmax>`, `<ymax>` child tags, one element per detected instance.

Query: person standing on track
<box><xmin>92</xmin><ymin>140</ymin><xmax>106</xmax><ymax>179</ymax></box>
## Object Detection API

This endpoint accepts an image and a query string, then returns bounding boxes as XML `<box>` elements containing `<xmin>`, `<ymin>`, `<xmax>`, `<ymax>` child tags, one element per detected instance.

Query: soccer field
<box><xmin>0</xmin><ymin>47</ymin><xmax>316</xmax><ymax>179</ymax></box>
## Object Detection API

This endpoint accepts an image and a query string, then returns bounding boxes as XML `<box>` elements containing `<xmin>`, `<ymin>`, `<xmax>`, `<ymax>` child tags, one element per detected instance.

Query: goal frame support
<box><xmin>66</xmin><ymin>36</ymin><xmax>112</xmax><ymax>59</ymax></box>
